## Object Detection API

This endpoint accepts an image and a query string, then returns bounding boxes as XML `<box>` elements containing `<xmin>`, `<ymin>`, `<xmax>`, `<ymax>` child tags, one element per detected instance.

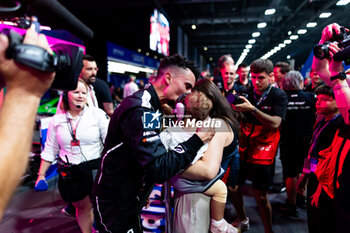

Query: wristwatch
<box><xmin>330</xmin><ymin>71</ymin><xmax>347</xmax><ymax>82</ymax></box>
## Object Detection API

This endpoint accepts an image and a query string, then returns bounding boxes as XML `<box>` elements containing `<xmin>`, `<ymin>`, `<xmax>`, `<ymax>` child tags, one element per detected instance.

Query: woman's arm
<box><xmin>35</xmin><ymin>159</ymin><xmax>52</xmax><ymax>185</ymax></box>
<box><xmin>181</xmin><ymin>119</ymin><xmax>232</xmax><ymax>180</ymax></box>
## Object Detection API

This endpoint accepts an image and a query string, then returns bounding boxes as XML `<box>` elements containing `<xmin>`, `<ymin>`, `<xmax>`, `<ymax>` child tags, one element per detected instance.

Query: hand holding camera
<box><xmin>0</xmin><ymin>24</ymin><xmax>55</xmax><ymax>97</ymax></box>
<box><xmin>313</xmin><ymin>23</ymin><xmax>350</xmax><ymax>64</ymax></box>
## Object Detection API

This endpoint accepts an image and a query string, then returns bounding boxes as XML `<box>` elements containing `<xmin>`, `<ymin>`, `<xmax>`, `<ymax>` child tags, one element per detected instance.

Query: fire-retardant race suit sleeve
<box><xmin>119</xmin><ymin>107</ymin><xmax>204</xmax><ymax>183</ymax></box>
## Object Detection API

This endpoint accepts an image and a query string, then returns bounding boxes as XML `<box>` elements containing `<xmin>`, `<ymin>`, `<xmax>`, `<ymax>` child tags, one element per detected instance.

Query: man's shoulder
<box><xmin>270</xmin><ymin>86</ymin><xmax>287</xmax><ymax>99</ymax></box>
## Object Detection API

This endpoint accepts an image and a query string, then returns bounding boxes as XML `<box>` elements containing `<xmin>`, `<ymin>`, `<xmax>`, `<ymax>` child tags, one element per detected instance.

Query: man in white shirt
<box><xmin>123</xmin><ymin>75</ymin><xmax>139</xmax><ymax>98</ymax></box>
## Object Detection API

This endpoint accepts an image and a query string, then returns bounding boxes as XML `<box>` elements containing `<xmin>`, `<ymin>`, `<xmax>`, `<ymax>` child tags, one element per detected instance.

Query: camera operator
<box><xmin>311</xmin><ymin>22</ymin><xmax>350</xmax><ymax>233</ymax></box>
<box><xmin>0</xmin><ymin>24</ymin><xmax>55</xmax><ymax>219</ymax></box>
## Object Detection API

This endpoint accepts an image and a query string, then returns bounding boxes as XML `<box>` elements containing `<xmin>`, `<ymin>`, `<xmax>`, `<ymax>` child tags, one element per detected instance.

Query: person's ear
<box><xmin>165</xmin><ymin>72</ymin><xmax>172</xmax><ymax>85</ymax></box>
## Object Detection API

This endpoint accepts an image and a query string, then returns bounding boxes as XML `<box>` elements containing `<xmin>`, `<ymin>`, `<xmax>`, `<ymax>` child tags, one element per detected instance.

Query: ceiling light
<box><xmin>191</xmin><ymin>24</ymin><xmax>197</xmax><ymax>30</ymax></box>
<box><xmin>243</xmin><ymin>48</ymin><xmax>250</xmax><ymax>53</ymax></box>
<box><xmin>246</xmin><ymin>44</ymin><xmax>253</xmax><ymax>49</ymax></box>
<box><xmin>203</xmin><ymin>46</ymin><xmax>208</xmax><ymax>51</ymax></box>
<box><xmin>290</xmin><ymin>35</ymin><xmax>299</xmax><ymax>40</ymax></box>
<box><xmin>284</xmin><ymin>39</ymin><xmax>292</xmax><ymax>44</ymax></box>
<box><xmin>257</xmin><ymin>22</ymin><xmax>267</xmax><ymax>28</ymax></box>
<box><xmin>287</xmin><ymin>55</ymin><xmax>291</xmax><ymax>59</ymax></box>
<box><xmin>265</xmin><ymin>8</ymin><xmax>276</xmax><ymax>15</ymax></box>
<box><xmin>319</xmin><ymin>12</ymin><xmax>331</xmax><ymax>18</ymax></box>
<box><xmin>275</xmin><ymin>46</ymin><xmax>281</xmax><ymax>51</ymax></box>
<box><xmin>252</xmin><ymin>32</ymin><xmax>260</xmax><ymax>37</ymax></box>
<box><xmin>154</xmin><ymin>55</ymin><xmax>158</xmax><ymax>59</ymax></box>
<box><xmin>137</xmin><ymin>48</ymin><xmax>141</xmax><ymax>52</ymax></box>
<box><xmin>297</xmin><ymin>29</ymin><xmax>307</xmax><ymax>34</ymax></box>
<box><xmin>248</xmin><ymin>39</ymin><xmax>256</xmax><ymax>44</ymax></box>
<box><xmin>336</xmin><ymin>0</ymin><xmax>350</xmax><ymax>6</ymax></box>
<box><xmin>209</xmin><ymin>57</ymin><xmax>213</xmax><ymax>61</ymax></box>
<box><xmin>146</xmin><ymin>52</ymin><xmax>149</xmax><ymax>56</ymax></box>
<box><xmin>288</xmin><ymin>31</ymin><xmax>292</xmax><ymax>35</ymax></box>
<box><xmin>279</xmin><ymin>43</ymin><xmax>286</xmax><ymax>48</ymax></box>
<box><xmin>306</xmin><ymin>22</ymin><xmax>317</xmax><ymax>28</ymax></box>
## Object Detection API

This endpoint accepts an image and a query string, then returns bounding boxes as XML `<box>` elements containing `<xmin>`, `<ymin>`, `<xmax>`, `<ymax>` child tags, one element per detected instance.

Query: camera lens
<box><xmin>313</xmin><ymin>43</ymin><xmax>330</xmax><ymax>59</ymax></box>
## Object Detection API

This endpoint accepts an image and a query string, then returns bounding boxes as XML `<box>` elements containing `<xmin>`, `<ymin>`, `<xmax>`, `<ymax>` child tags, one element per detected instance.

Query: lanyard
<box><xmin>254</xmin><ymin>85</ymin><xmax>272</xmax><ymax>107</ymax></box>
<box><xmin>66</xmin><ymin>113</ymin><xmax>82</xmax><ymax>140</ymax></box>
<box><xmin>309</xmin><ymin>113</ymin><xmax>341</xmax><ymax>158</ymax></box>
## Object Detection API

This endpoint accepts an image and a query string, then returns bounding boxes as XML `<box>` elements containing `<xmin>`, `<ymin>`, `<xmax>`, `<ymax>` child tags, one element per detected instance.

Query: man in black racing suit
<box><xmin>93</xmin><ymin>54</ymin><xmax>214</xmax><ymax>233</ymax></box>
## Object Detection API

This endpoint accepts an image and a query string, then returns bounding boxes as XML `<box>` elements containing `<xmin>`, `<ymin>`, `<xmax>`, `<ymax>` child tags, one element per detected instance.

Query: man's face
<box><xmin>316</xmin><ymin>94</ymin><xmax>337</xmax><ymax>116</ymax></box>
<box><xmin>80</xmin><ymin>60</ymin><xmax>98</xmax><ymax>84</ymax></box>
<box><xmin>251</xmin><ymin>71</ymin><xmax>271</xmax><ymax>94</ymax></box>
<box><xmin>237</xmin><ymin>67</ymin><xmax>248</xmax><ymax>81</ymax></box>
<box><xmin>220</xmin><ymin>64</ymin><xmax>235</xmax><ymax>89</ymax></box>
<box><xmin>273</xmin><ymin>67</ymin><xmax>284</xmax><ymax>82</ymax></box>
<box><xmin>164</xmin><ymin>68</ymin><xmax>196</xmax><ymax>102</ymax></box>
<box><xmin>310</xmin><ymin>71</ymin><xmax>322</xmax><ymax>86</ymax></box>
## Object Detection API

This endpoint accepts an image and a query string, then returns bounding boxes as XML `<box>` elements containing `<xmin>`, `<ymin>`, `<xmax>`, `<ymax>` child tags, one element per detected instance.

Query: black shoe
<box><xmin>296</xmin><ymin>194</ymin><xmax>307</xmax><ymax>209</ymax></box>
<box><xmin>269</xmin><ymin>183</ymin><xmax>286</xmax><ymax>193</ymax></box>
<box><xmin>279</xmin><ymin>202</ymin><xmax>298</xmax><ymax>217</ymax></box>
<box><xmin>61</xmin><ymin>203</ymin><xmax>76</xmax><ymax>217</ymax></box>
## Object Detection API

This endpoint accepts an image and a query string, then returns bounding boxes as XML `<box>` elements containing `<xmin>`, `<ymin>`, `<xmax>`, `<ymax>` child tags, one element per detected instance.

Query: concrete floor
<box><xmin>0</xmin><ymin>159</ymin><xmax>308</xmax><ymax>233</ymax></box>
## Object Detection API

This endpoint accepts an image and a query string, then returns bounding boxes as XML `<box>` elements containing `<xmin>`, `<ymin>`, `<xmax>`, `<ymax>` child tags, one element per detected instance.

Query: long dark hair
<box><xmin>192</xmin><ymin>79</ymin><xmax>240</xmax><ymax>135</ymax></box>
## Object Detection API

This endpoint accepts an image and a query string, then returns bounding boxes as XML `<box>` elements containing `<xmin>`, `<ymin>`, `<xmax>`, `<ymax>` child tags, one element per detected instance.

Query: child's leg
<box><xmin>204</xmin><ymin>179</ymin><xmax>227</xmax><ymax>220</ymax></box>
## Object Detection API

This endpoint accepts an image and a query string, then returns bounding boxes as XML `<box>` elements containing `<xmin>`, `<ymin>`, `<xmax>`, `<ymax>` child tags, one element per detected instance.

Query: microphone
<box><xmin>28</xmin><ymin>0</ymin><xmax>94</xmax><ymax>41</ymax></box>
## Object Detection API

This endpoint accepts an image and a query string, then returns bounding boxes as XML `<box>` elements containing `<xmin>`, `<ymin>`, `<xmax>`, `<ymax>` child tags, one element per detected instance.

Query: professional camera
<box><xmin>226</xmin><ymin>93</ymin><xmax>244</xmax><ymax>105</ymax></box>
<box><xmin>313</xmin><ymin>26</ymin><xmax>350</xmax><ymax>64</ymax></box>
<box><xmin>1</xmin><ymin>25</ymin><xmax>83</xmax><ymax>91</ymax></box>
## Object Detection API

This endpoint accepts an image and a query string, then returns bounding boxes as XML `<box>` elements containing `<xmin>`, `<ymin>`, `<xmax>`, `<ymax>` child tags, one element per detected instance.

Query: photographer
<box><xmin>310</xmin><ymin>22</ymin><xmax>350</xmax><ymax>233</ymax></box>
<box><xmin>233</xmin><ymin>59</ymin><xmax>287</xmax><ymax>233</ymax></box>
<box><xmin>0</xmin><ymin>24</ymin><xmax>55</xmax><ymax>219</ymax></box>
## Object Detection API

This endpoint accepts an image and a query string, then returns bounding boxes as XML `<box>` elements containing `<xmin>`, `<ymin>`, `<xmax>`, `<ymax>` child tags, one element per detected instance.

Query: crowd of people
<box><xmin>1</xmin><ymin>22</ymin><xmax>350</xmax><ymax>233</ymax></box>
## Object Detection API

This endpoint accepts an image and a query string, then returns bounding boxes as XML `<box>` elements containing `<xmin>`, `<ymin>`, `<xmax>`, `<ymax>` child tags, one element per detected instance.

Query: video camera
<box><xmin>313</xmin><ymin>26</ymin><xmax>350</xmax><ymax>65</ymax></box>
<box><xmin>1</xmin><ymin>22</ymin><xmax>83</xmax><ymax>91</ymax></box>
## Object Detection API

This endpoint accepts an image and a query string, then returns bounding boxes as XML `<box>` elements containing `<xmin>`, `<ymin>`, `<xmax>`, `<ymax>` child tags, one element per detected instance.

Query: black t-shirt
<box><xmin>213</xmin><ymin>75</ymin><xmax>225</xmax><ymax>93</ymax></box>
<box><xmin>92</xmin><ymin>78</ymin><xmax>113</xmax><ymax>110</ymax></box>
<box><xmin>281</xmin><ymin>90</ymin><xmax>316</xmax><ymax>141</ymax></box>
<box><xmin>235</xmin><ymin>79</ymin><xmax>252</xmax><ymax>93</ymax></box>
<box><xmin>241</xmin><ymin>85</ymin><xmax>288</xmax><ymax>125</ymax></box>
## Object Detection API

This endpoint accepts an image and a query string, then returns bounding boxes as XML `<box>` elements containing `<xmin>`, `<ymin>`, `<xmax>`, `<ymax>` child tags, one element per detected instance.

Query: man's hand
<box><xmin>319</xmin><ymin>23</ymin><xmax>342</xmax><ymax>44</ymax></box>
<box><xmin>0</xmin><ymin>24</ymin><xmax>55</xmax><ymax>96</ymax></box>
<box><xmin>196</xmin><ymin>126</ymin><xmax>215</xmax><ymax>144</ymax></box>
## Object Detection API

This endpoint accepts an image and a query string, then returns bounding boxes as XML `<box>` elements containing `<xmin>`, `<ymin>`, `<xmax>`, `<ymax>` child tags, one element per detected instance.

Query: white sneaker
<box><xmin>232</xmin><ymin>217</ymin><xmax>250</xmax><ymax>231</ymax></box>
<box><xmin>210</xmin><ymin>218</ymin><xmax>240</xmax><ymax>233</ymax></box>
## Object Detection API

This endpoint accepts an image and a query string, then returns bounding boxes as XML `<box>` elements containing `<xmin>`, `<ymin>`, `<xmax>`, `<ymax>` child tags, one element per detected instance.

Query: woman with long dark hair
<box><xmin>173</xmin><ymin>78</ymin><xmax>246</xmax><ymax>232</ymax></box>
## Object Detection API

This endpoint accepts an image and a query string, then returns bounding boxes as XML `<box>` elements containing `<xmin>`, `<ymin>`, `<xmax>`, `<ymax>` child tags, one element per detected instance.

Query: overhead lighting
<box><xmin>191</xmin><ymin>24</ymin><xmax>197</xmax><ymax>30</ymax></box>
<box><xmin>248</xmin><ymin>39</ymin><xmax>256</xmax><ymax>44</ymax></box>
<box><xmin>137</xmin><ymin>48</ymin><xmax>141</xmax><ymax>52</ymax></box>
<box><xmin>284</xmin><ymin>39</ymin><xmax>292</xmax><ymax>44</ymax></box>
<box><xmin>290</xmin><ymin>35</ymin><xmax>299</xmax><ymax>40</ymax></box>
<box><xmin>275</xmin><ymin>46</ymin><xmax>281</xmax><ymax>51</ymax></box>
<box><xmin>252</xmin><ymin>32</ymin><xmax>261</xmax><ymax>37</ymax></box>
<box><xmin>288</xmin><ymin>31</ymin><xmax>292</xmax><ymax>35</ymax></box>
<box><xmin>246</xmin><ymin>44</ymin><xmax>253</xmax><ymax>49</ymax></box>
<box><xmin>39</xmin><ymin>26</ymin><xmax>51</xmax><ymax>31</ymax></box>
<box><xmin>243</xmin><ymin>48</ymin><xmax>250</xmax><ymax>53</ymax></box>
<box><xmin>257</xmin><ymin>22</ymin><xmax>267</xmax><ymax>28</ymax></box>
<box><xmin>108</xmin><ymin>61</ymin><xmax>155</xmax><ymax>74</ymax></box>
<box><xmin>154</xmin><ymin>55</ymin><xmax>158</xmax><ymax>59</ymax></box>
<box><xmin>264</xmin><ymin>8</ymin><xmax>276</xmax><ymax>15</ymax></box>
<box><xmin>336</xmin><ymin>0</ymin><xmax>350</xmax><ymax>6</ymax></box>
<box><xmin>306</xmin><ymin>22</ymin><xmax>317</xmax><ymax>28</ymax></box>
<box><xmin>297</xmin><ymin>29</ymin><xmax>307</xmax><ymax>34</ymax></box>
<box><xmin>279</xmin><ymin>43</ymin><xmax>286</xmax><ymax>48</ymax></box>
<box><xmin>209</xmin><ymin>57</ymin><xmax>213</xmax><ymax>61</ymax></box>
<box><xmin>146</xmin><ymin>52</ymin><xmax>149</xmax><ymax>56</ymax></box>
<box><xmin>203</xmin><ymin>46</ymin><xmax>208</xmax><ymax>51</ymax></box>
<box><xmin>319</xmin><ymin>12</ymin><xmax>331</xmax><ymax>18</ymax></box>
<box><xmin>287</xmin><ymin>55</ymin><xmax>291</xmax><ymax>59</ymax></box>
